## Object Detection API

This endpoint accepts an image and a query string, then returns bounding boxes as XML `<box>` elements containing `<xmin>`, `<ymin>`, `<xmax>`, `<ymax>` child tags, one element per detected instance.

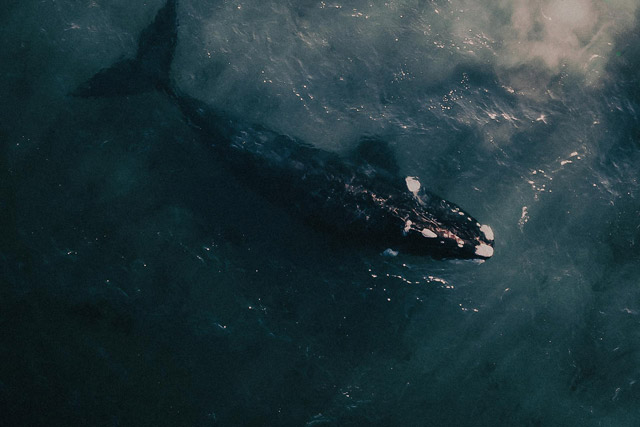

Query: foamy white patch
<box><xmin>382</xmin><ymin>248</ymin><xmax>399</xmax><ymax>257</ymax></box>
<box><xmin>449</xmin><ymin>0</ymin><xmax>638</xmax><ymax>86</ymax></box>
<box><xmin>518</xmin><ymin>206</ymin><xmax>530</xmax><ymax>231</ymax></box>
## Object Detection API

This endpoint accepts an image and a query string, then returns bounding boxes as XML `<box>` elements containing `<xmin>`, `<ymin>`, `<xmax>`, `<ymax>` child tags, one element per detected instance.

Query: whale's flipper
<box><xmin>73</xmin><ymin>0</ymin><xmax>178</xmax><ymax>97</ymax></box>
<box><xmin>352</xmin><ymin>137</ymin><xmax>400</xmax><ymax>175</ymax></box>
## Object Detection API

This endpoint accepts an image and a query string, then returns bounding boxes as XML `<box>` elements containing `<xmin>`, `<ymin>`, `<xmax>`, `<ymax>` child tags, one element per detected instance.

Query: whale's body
<box><xmin>75</xmin><ymin>0</ymin><xmax>495</xmax><ymax>259</ymax></box>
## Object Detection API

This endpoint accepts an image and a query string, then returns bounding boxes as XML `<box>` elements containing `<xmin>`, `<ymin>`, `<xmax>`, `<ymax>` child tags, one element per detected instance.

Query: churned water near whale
<box><xmin>1</xmin><ymin>0</ymin><xmax>640</xmax><ymax>425</ymax></box>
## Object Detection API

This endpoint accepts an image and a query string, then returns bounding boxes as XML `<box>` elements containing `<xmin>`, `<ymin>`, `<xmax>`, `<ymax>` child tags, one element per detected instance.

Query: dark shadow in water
<box><xmin>0</xmin><ymin>79</ymin><xmax>435</xmax><ymax>425</ymax></box>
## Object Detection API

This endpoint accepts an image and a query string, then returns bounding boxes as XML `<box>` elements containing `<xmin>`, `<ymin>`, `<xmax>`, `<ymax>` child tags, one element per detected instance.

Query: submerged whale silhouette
<box><xmin>74</xmin><ymin>0</ymin><xmax>495</xmax><ymax>259</ymax></box>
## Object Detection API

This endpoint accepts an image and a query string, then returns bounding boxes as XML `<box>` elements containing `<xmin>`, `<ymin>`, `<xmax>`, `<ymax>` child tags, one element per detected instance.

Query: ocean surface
<box><xmin>1</xmin><ymin>0</ymin><xmax>640</xmax><ymax>425</ymax></box>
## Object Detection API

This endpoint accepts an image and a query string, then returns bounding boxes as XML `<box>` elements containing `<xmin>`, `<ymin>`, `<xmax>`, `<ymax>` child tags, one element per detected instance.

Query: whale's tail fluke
<box><xmin>73</xmin><ymin>0</ymin><xmax>178</xmax><ymax>97</ymax></box>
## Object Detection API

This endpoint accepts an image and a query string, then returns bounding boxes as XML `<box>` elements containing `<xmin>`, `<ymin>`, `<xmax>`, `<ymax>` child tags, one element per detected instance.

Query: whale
<box><xmin>74</xmin><ymin>0</ymin><xmax>495</xmax><ymax>260</ymax></box>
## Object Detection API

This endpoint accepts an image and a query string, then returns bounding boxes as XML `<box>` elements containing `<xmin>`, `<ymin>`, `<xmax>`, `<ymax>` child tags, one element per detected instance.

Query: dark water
<box><xmin>2</xmin><ymin>0</ymin><xmax>640</xmax><ymax>425</ymax></box>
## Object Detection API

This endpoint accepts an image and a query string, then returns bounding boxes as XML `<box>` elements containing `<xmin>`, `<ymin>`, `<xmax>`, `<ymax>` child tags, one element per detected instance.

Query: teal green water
<box><xmin>1</xmin><ymin>1</ymin><xmax>640</xmax><ymax>425</ymax></box>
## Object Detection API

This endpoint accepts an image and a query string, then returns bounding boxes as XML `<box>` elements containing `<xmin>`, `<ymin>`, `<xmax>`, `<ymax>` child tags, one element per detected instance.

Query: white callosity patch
<box><xmin>475</xmin><ymin>243</ymin><xmax>494</xmax><ymax>258</ymax></box>
<box><xmin>421</xmin><ymin>228</ymin><xmax>437</xmax><ymax>238</ymax></box>
<box><xmin>480</xmin><ymin>224</ymin><xmax>494</xmax><ymax>241</ymax></box>
<box><xmin>403</xmin><ymin>220</ymin><xmax>413</xmax><ymax>235</ymax></box>
<box><xmin>405</xmin><ymin>176</ymin><xmax>421</xmax><ymax>194</ymax></box>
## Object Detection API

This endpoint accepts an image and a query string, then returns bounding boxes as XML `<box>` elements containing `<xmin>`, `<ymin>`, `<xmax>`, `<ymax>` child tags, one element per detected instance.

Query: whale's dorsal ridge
<box><xmin>352</xmin><ymin>136</ymin><xmax>400</xmax><ymax>176</ymax></box>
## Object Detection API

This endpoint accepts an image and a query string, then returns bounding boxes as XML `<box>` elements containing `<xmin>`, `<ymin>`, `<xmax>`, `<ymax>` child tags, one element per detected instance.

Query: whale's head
<box><xmin>388</xmin><ymin>177</ymin><xmax>495</xmax><ymax>259</ymax></box>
